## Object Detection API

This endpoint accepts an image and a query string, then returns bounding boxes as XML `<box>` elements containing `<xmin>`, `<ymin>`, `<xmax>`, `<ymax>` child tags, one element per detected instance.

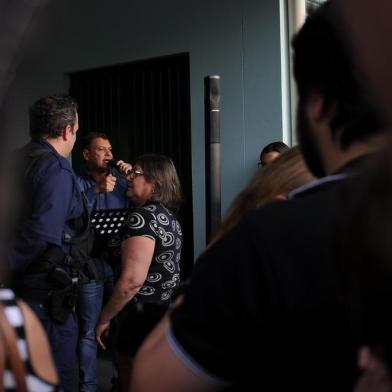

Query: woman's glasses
<box><xmin>129</xmin><ymin>169</ymin><xmax>145</xmax><ymax>179</ymax></box>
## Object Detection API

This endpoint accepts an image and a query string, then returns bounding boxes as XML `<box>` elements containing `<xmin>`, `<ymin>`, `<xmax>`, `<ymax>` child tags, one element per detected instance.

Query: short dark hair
<box><xmin>136</xmin><ymin>154</ymin><xmax>182</xmax><ymax>213</ymax></box>
<box><xmin>29</xmin><ymin>95</ymin><xmax>78</xmax><ymax>139</ymax></box>
<box><xmin>260</xmin><ymin>141</ymin><xmax>289</xmax><ymax>161</ymax></box>
<box><xmin>80</xmin><ymin>132</ymin><xmax>110</xmax><ymax>151</ymax></box>
<box><xmin>292</xmin><ymin>1</ymin><xmax>385</xmax><ymax>149</ymax></box>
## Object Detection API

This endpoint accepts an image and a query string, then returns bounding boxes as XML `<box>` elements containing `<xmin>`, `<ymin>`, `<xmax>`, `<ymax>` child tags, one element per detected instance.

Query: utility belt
<box><xmin>26</xmin><ymin>244</ymin><xmax>101</xmax><ymax>283</ymax></box>
<box><xmin>23</xmin><ymin>233</ymin><xmax>100</xmax><ymax>324</ymax></box>
<box><xmin>18</xmin><ymin>282</ymin><xmax>79</xmax><ymax>325</ymax></box>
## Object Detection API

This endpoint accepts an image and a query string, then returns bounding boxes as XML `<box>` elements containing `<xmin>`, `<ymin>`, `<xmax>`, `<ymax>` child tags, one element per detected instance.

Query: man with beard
<box><xmin>76</xmin><ymin>132</ymin><xmax>131</xmax><ymax>392</ymax></box>
<box><xmin>129</xmin><ymin>2</ymin><xmax>388</xmax><ymax>391</ymax></box>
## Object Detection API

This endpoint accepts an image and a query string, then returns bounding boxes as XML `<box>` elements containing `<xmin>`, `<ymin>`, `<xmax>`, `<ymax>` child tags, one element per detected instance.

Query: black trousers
<box><xmin>116</xmin><ymin>300</ymin><xmax>169</xmax><ymax>357</ymax></box>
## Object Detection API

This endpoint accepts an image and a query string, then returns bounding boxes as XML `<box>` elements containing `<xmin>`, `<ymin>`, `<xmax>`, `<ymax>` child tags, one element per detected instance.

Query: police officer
<box><xmin>10</xmin><ymin>95</ymin><xmax>85</xmax><ymax>392</ymax></box>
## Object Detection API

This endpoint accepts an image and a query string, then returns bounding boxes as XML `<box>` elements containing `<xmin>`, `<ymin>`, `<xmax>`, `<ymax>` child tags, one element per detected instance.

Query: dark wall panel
<box><xmin>69</xmin><ymin>53</ymin><xmax>194</xmax><ymax>280</ymax></box>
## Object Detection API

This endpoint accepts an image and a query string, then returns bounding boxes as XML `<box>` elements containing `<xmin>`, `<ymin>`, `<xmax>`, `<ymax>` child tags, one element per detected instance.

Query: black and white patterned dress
<box><xmin>0</xmin><ymin>288</ymin><xmax>60</xmax><ymax>392</ymax></box>
<box><xmin>107</xmin><ymin>202</ymin><xmax>182</xmax><ymax>304</ymax></box>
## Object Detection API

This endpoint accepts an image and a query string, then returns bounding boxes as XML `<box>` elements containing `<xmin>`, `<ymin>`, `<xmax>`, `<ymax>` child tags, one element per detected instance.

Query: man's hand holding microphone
<box><xmin>93</xmin><ymin>159</ymin><xmax>132</xmax><ymax>194</ymax></box>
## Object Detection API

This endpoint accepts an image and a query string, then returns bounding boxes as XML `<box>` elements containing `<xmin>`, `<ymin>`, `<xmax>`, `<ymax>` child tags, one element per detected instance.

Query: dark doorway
<box><xmin>69</xmin><ymin>53</ymin><xmax>194</xmax><ymax>280</ymax></box>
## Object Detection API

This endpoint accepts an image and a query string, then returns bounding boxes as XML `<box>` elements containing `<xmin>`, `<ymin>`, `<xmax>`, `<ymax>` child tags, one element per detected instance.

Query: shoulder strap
<box><xmin>0</xmin><ymin>303</ymin><xmax>27</xmax><ymax>392</ymax></box>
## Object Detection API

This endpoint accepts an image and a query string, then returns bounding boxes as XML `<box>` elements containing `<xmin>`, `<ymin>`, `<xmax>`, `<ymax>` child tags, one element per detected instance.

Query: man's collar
<box><xmin>289</xmin><ymin>153</ymin><xmax>375</xmax><ymax>199</ymax></box>
<box><xmin>34</xmin><ymin>137</ymin><xmax>59</xmax><ymax>155</ymax></box>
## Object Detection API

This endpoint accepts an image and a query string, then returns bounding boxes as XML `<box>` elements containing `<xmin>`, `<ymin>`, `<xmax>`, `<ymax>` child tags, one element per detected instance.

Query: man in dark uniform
<box><xmin>130</xmin><ymin>2</ymin><xmax>388</xmax><ymax>391</ymax></box>
<box><xmin>10</xmin><ymin>95</ymin><xmax>85</xmax><ymax>392</ymax></box>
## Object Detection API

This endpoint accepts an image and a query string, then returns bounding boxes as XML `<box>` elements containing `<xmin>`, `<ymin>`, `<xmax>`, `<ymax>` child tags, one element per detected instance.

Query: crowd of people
<box><xmin>2</xmin><ymin>0</ymin><xmax>392</xmax><ymax>391</ymax></box>
<box><xmin>4</xmin><ymin>96</ymin><xmax>184</xmax><ymax>391</ymax></box>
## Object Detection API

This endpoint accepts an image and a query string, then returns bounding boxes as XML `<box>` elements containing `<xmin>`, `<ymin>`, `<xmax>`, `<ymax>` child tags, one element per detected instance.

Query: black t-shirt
<box><xmin>170</xmin><ymin>177</ymin><xmax>358</xmax><ymax>391</ymax></box>
<box><xmin>107</xmin><ymin>202</ymin><xmax>182</xmax><ymax>304</ymax></box>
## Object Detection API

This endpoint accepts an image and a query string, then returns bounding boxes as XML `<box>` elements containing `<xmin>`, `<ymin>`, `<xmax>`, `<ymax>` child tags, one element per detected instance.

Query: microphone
<box><xmin>108</xmin><ymin>158</ymin><xmax>131</xmax><ymax>175</ymax></box>
<box><xmin>108</xmin><ymin>158</ymin><xmax>120</xmax><ymax>168</ymax></box>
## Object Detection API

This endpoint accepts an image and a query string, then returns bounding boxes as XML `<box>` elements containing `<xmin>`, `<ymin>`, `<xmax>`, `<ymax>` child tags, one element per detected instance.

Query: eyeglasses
<box><xmin>129</xmin><ymin>169</ymin><xmax>145</xmax><ymax>179</ymax></box>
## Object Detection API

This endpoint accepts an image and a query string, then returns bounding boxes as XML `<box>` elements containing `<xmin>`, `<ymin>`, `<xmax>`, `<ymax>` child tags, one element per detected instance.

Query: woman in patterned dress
<box><xmin>95</xmin><ymin>154</ymin><xmax>182</xmax><ymax>391</ymax></box>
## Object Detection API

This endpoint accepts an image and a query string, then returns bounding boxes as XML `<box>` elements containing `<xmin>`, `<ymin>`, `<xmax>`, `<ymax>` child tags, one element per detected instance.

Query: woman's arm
<box><xmin>131</xmin><ymin>313</ymin><xmax>218</xmax><ymax>392</ymax></box>
<box><xmin>18</xmin><ymin>300</ymin><xmax>59</xmax><ymax>384</ymax></box>
<box><xmin>96</xmin><ymin>236</ymin><xmax>155</xmax><ymax>348</ymax></box>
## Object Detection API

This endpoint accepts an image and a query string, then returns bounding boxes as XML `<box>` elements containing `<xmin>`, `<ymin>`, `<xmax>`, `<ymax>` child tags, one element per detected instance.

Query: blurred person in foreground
<box><xmin>335</xmin><ymin>149</ymin><xmax>392</xmax><ymax>392</ymax></box>
<box><xmin>0</xmin><ymin>287</ymin><xmax>60</xmax><ymax>390</ymax></box>
<box><xmin>130</xmin><ymin>2</ymin><xmax>389</xmax><ymax>390</ymax></box>
<box><xmin>0</xmin><ymin>2</ymin><xmax>75</xmax><ymax>391</ymax></box>
<box><xmin>334</xmin><ymin>0</ymin><xmax>392</xmax><ymax>388</ymax></box>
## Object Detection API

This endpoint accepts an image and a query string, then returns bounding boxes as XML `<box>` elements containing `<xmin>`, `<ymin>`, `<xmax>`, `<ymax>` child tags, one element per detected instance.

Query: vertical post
<box><xmin>205</xmin><ymin>75</ymin><xmax>221</xmax><ymax>243</ymax></box>
<box><xmin>287</xmin><ymin>0</ymin><xmax>307</xmax><ymax>144</ymax></box>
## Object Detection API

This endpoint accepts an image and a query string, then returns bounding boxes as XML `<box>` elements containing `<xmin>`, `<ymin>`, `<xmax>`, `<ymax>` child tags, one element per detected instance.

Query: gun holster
<box><xmin>48</xmin><ymin>284</ymin><xmax>78</xmax><ymax>324</ymax></box>
<box><xmin>47</xmin><ymin>266</ymin><xmax>79</xmax><ymax>324</ymax></box>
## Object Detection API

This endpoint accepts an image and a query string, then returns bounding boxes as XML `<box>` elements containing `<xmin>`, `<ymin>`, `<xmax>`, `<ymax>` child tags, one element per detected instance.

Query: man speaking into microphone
<box><xmin>77</xmin><ymin>132</ymin><xmax>132</xmax><ymax>211</ymax></box>
<box><xmin>76</xmin><ymin>131</ymin><xmax>132</xmax><ymax>392</ymax></box>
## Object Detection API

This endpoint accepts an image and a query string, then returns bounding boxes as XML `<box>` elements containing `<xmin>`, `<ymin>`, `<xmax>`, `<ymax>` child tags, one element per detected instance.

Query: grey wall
<box><xmin>5</xmin><ymin>0</ymin><xmax>283</xmax><ymax>258</ymax></box>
